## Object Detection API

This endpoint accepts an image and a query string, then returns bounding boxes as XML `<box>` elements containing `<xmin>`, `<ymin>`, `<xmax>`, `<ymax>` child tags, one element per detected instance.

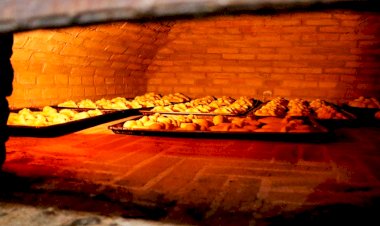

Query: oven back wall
<box><xmin>8</xmin><ymin>10</ymin><xmax>380</xmax><ymax>108</ymax></box>
<box><xmin>146</xmin><ymin>10</ymin><xmax>380</xmax><ymax>101</ymax></box>
<box><xmin>9</xmin><ymin>23</ymin><xmax>170</xmax><ymax>108</ymax></box>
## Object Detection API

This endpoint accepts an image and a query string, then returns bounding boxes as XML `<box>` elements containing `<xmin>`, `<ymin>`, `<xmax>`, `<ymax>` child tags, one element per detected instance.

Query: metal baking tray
<box><xmin>108</xmin><ymin>115</ymin><xmax>333</xmax><ymax>142</ymax></box>
<box><xmin>311</xmin><ymin>104</ymin><xmax>358</xmax><ymax>128</ymax></box>
<box><xmin>139</xmin><ymin>99</ymin><xmax>261</xmax><ymax>117</ymax></box>
<box><xmin>8</xmin><ymin>107</ymin><xmax>140</xmax><ymax>137</ymax></box>
<box><xmin>251</xmin><ymin>101</ymin><xmax>359</xmax><ymax>128</ymax></box>
<box><xmin>341</xmin><ymin>104</ymin><xmax>378</xmax><ymax>118</ymax></box>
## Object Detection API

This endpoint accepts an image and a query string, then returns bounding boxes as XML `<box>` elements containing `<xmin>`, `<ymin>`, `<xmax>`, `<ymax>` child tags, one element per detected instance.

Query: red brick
<box><xmin>69</xmin><ymin>76</ymin><xmax>81</xmax><ymax>85</ymax></box>
<box><xmin>289</xmin><ymin>68</ymin><xmax>322</xmax><ymax>74</ymax></box>
<box><xmin>281</xmin><ymin>34</ymin><xmax>301</xmax><ymax>41</ymax></box>
<box><xmin>82</xmin><ymin>86</ymin><xmax>95</xmax><ymax>96</ymax></box>
<box><xmin>327</xmin><ymin>55</ymin><xmax>360</xmax><ymax>61</ymax></box>
<box><xmin>320</xmin><ymin>41</ymin><xmax>357</xmax><ymax>48</ymax></box>
<box><xmin>274</xmin><ymin>88</ymin><xmax>292</xmax><ymax>97</ymax></box>
<box><xmin>54</xmin><ymin>74</ymin><xmax>69</xmax><ymax>85</ymax></box>
<box><xmin>213</xmin><ymin>79</ymin><xmax>230</xmax><ymax>85</ymax></box>
<box><xmin>277</xmin><ymin>47</ymin><xmax>313</xmax><ymax>54</ymax></box>
<box><xmin>90</xmin><ymin>60</ymin><xmax>111</xmax><ymax>67</ymax></box>
<box><xmin>283</xmin><ymin>80</ymin><xmax>318</xmax><ymax>88</ymax></box>
<box><xmin>265</xmin><ymin>18</ymin><xmax>301</xmax><ymax>26</ymax></box>
<box><xmin>257</xmin><ymin>54</ymin><xmax>290</xmax><ymax>61</ymax></box>
<box><xmin>152</xmin><ymin>60</ymin><xmax>174</xmax><ymax>66</ymax></box>
<box><xmin>319</xmin><ymin>26</ymin><xmax>355</xmax><ymax>33</ymax></box>
<box><xmin>319</xmin><ymin>81</ymin><xmax>338</xmax><ymax>88</ymax></box>
<box><xmin>259</xmin><ymin>41</ymin><xmax>293</xmax><ymax>47</ymax></box>
<box><xmin>80</xmin><ymin>75</ymin><xmax>93</xmax><ymax>85</ymax></box>
<box><xmin>222</xmin><ymin>66</ymin><xmax>255</xmax><ymax>73</ymax></box>
<box><xmin>222</xmin><ymin>54</ymin><xmax>255</xmax><ymax>60</ymax></box>
<box><xmin>303</xmin><ymin>19</ymin><xmax>340</xmax><ymax>26</ymax></box>
<box><xmin>105</xmin><ymin>77</ymin><xmax>115</xmax><ymax>85</ymax></box>
<box><xmin>302</xmin><ymin>34</ymin><xmax>340</xmax><ymax>41</ymax></box>
<box><xmin>282</xmin><ymin>26</ymin><xmax>317</xmax><ymax>33</ymax></box>
<box><xmin>110</xmin><ymin>62</ymin><xmax>126</xmax><ymax>69</ymax></box>
<box><xmin>207</xmin><ymin>47</ymin><xmax>239</xmax><ymax>54</ymax></box>
<box><xmin>36</xmin><ymin>74</ymin><xmax>55</xmax><ymax>85</ymax></box>
<box><xmin>17</xmin><ymin>72</ymin><xmax>36</xmax><ymax>85</ymax></box>
<box><xmin>273</xmin><ymin>61</ymin><xmax>308</xmax><ymax>68</ymax></box>
<box><xmin>340</xmin><ymin>75</ymin><xmax>357</xmax><ymax>82</ymax></box>
<box><xmin>240</xmin><ymin>47</ymin><xmax>276</xmax><ymax>54</ymax></box>
<box><xmin>292</xmin><ymin>54</ymin><xmax>326</xmax><ymax>60</ymax></box>
<box><xmin>189</xmin><ymin>87</ymin><xmax>205</xmax><ymax>94</ymax></box>
<box><xmin>147</xmin><ymin>78</ymin><xmax>162</xmax><ymax>85</ymax></box>
<box><xmin>324</xmin><ymin>68</ymin><xmax>356</xmax><ymax>74</ymax></box>
<box><xmin>358</xmin><ymin>40</ymin><xmax>380</xmax><ymax>48</ymax></box>
<box><xmin>332</xmin><ymin>13</ymin><xmax>362</xmax><ymax>20</ymax></box>
<box><xmin>69</xmin><ymin>87</ymin><xmax>84</xmax><ymax>97</ymax></box>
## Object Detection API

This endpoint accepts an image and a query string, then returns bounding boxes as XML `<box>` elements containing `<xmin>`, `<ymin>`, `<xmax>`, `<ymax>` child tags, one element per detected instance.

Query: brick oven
<box><xmin>0</xmin><ymin>0</ymin><xmax>380</xmax><ymax>225</ymax></box>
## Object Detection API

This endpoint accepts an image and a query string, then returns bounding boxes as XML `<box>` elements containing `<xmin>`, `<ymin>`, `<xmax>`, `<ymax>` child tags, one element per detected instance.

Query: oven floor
<box><xmin>1</xmin><ymin>118</ymin><xmax>380</xmax><ymax>226</ymax></box>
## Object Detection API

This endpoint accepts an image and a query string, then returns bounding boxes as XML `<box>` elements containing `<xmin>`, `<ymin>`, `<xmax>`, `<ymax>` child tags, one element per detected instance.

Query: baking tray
<box><xmin>311</xmin><ymin>104</ymin><xmax>358</xmax><ymax>129</ymax></box>
<box><xmin>341</xmin><ymin>104</ymin><xmax>380</xmax><ymax>126</ymax></box>
<box><xmin>8</xmin><ymin>107</ymin><xmax>140</xmax><ymax>137</ymax></box>
<box><xmin>139</xmin><ymin>99</ymin><xmax>261</xmax><ymax>117</ymax></box>
<box><xmin>108</xmin><ymin>115</ymin><xmax>333</xmax><ymax>142</ymax></box>
<box><xmin>341</xmin><ymin>104</ymin><xmax>378</xmax><ymax>118</ymax></box>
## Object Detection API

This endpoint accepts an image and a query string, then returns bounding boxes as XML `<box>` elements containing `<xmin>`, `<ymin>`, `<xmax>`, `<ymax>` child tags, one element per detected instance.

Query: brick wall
<box><xmin>9</xmin><ymin>22</ymin><xmax>171</xmax><ymax>108</ymax></box>
<box><xmin>8</xmin><ymin>10</ymin><xmax>380</xmax><ymax>108</ymax></box>
<box><xmin>146</xmin><ymin>10</ymin><xmax>380</xmax><ymax>102</ymax></box>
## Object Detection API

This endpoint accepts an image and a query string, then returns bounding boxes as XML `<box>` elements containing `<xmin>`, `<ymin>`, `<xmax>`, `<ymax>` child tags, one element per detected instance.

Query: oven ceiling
<box><xmin>0</xmin><ymin>0</ymin><xmax>375</xmax><ymax>33</ymax></box>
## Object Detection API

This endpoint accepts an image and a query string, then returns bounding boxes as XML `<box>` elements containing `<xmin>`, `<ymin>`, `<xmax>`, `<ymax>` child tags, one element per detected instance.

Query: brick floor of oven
<box><xmin>1</xmin><ymin>119</ymin><xmax>380</xmax><ymax>226</ymax></box>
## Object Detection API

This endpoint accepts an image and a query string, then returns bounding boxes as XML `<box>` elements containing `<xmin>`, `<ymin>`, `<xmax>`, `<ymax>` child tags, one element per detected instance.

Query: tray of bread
<box><xmin>108</xmin><ymin>113</ymin><xmax>332</xmax><ymax>142</ymax></box>
<box><xmin>7</xmin><ymin>106</ymin><xmax>132</xmax><ymax>137</ymax></box>
<box><xmin>251</xmin><ymin>97</ymin><xmax>357</xmax><ymax>127</ymax></box>
<box><xmin>57</xmin><ymin>92</ymin><xmax>191</xmax><ymax>110</ymax></box>
<box><xmin>308</xmin><ymin>99</ymin><xmax>357</xmax><ymax>127</ymax></box>
<box><xmin>140</xmin><ymin>96</ymin><xmax>260</xmax><ymax>116</ymax></box>
<box><xmin>342</xmin><ymin>96</ymin><xmax>380</xmax><ymax>123</ymax></box>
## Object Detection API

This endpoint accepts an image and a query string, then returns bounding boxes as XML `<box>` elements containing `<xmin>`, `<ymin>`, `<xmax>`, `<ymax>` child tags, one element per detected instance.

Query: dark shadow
<box><xmin>0</xmin><ymin>171</ymin><xmax>178</xmax><ymax>223</ymax></box>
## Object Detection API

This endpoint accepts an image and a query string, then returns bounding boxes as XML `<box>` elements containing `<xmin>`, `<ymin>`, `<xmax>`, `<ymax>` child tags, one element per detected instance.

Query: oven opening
<box><xmin>0</xmin><ymin>1</ymin><xmax>379</xmax><ymax>225</ymax></box>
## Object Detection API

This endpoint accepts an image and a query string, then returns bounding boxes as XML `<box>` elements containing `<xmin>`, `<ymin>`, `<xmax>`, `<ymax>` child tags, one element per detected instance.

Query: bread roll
<box><xmin>231</xmin><ymin>118</ymin><xmax>245</xmax><ymax>128</ymax></box>
<box><xmin>243</xmin><ymin>125</ymin><xmax>258</xmax><ymax>131</ymax></box>
<box><xmin>192</xmin><ymin>118</ymin><xmax>210</xmax><ymax>129</ymax></box>
<box><xmin>148</xmin><ymin>123</ymin><xmax>163</xmax><ymax>130</ymax></box>
<box><xmin>213</xmin><ymin>115</ymin><xmax>225</xmax><ymax>125</ymax></box>
<box><xmin>209</xmin><ymin>123</ymin><xmax>231</xmax><ymax>131</ymax></box>
<box><xmin>180</xmin><ymin>123</ymin><xmax>198</xmax><ymax>131</ymax></box>
<box><xmin>123</xmin><ymin>120</ymin><xmax>137</xmax><ymax>128</ymax></box>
